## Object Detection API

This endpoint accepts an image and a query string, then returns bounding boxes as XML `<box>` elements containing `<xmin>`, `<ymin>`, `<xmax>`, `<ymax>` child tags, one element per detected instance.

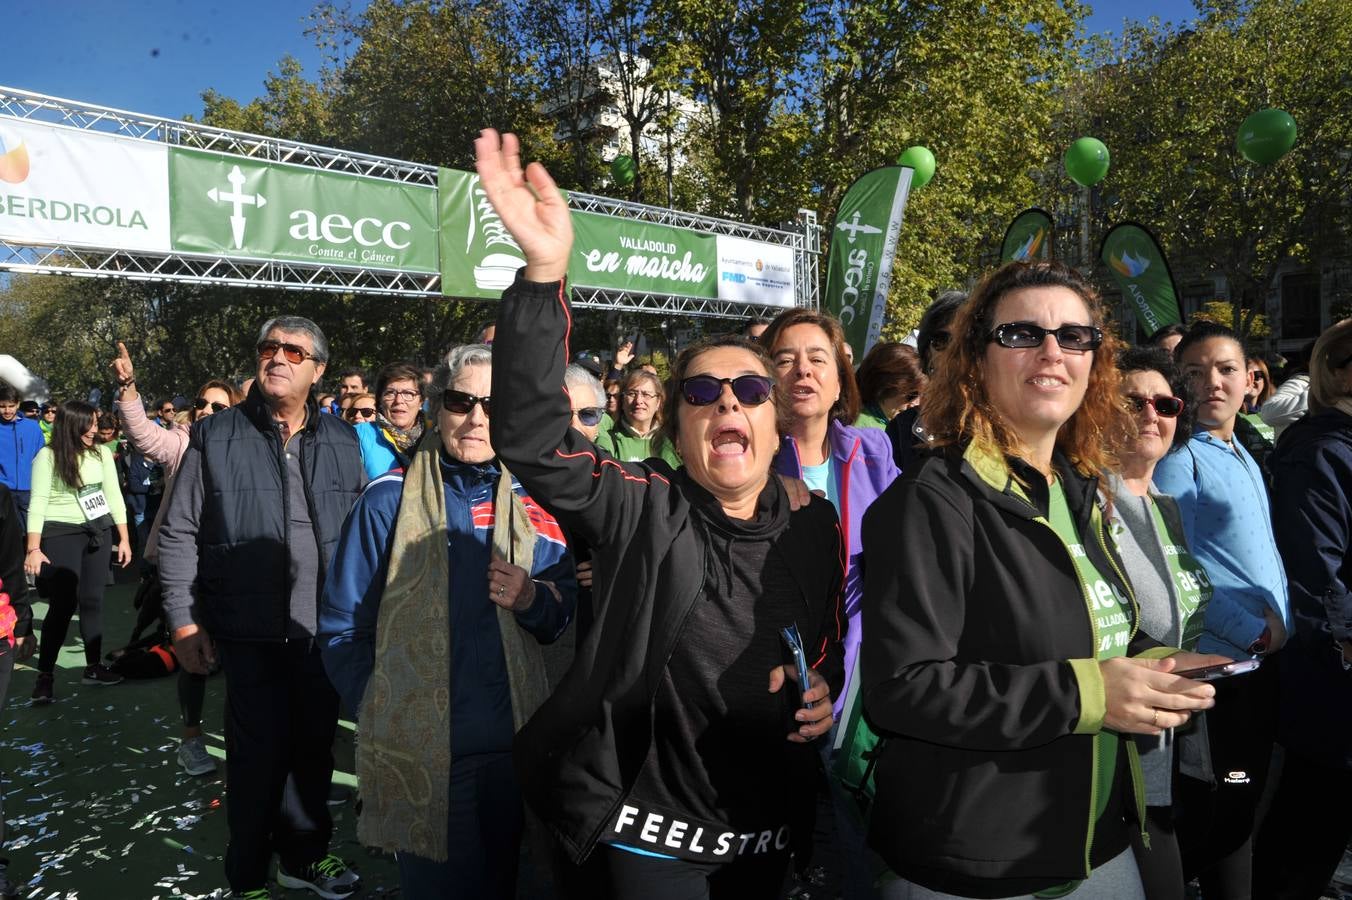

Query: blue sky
<box><xmin>2</xmin><ymin>0</ymin><xmax>1200</xmax><ymax>123</ymax></box>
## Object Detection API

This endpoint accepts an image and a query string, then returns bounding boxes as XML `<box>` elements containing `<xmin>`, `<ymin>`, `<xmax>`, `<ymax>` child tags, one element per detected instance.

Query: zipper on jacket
<box><xmin>1030</xmin><ymin>499</ymin><xmax>1128</xmax><ymax>879</ymax></box>
<box><xmin>274</xmin><ymin>424</ymin><xmax>292</xmax><ymax>640</ymax></box>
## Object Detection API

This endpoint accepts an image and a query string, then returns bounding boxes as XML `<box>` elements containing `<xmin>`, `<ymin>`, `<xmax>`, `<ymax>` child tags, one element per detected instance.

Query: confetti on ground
<box><xmin>1</xmin><ymin>587</ymin><xmax>399</xmax><ymax>896</ymax></box>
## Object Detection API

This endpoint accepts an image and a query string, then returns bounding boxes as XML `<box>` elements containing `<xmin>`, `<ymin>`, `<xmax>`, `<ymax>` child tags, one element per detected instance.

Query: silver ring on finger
<box><xmin>497</xmin><ymin>584</ymin><xmax>506</xmax><ymax>597</ymax></box>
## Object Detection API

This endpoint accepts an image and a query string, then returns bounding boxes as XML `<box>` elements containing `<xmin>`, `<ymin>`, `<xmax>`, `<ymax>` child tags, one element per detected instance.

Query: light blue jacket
<box><xmin>353</xmin><ymin>421</ymin><xmax>403</xmax><ymax>480</ymax></box>
<box><xmin>0</xmin><ymin>416</ymin><xmax>45</xmax><ymax>491</ymax></box>
<box><xmin>1153</xmin><ymin>430</ymin><xmax>1289</xmax><ymax>657</ymax></box>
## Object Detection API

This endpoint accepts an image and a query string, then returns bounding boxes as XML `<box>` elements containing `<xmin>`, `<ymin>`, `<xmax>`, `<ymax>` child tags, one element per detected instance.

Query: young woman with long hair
<box><xmin>24</xmin><ymin>400</ymin><xmax>132</xmax><ymax>702</ymax></box>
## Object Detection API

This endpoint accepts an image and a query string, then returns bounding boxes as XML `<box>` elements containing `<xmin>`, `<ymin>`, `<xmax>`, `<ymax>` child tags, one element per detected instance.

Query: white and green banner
<box><xmin>438</xmin><ymin>166</ymin><xmax>795</xmax><ymax>306</ymax></box>
<box><xmin>0</xmin><ymin>116</ymin><xmax>170</xmax><ymax>252</ymax></box>
<box><xmin>824</xmin><ymin>166</ymin><xmax>912</xmax><ymax>358</ymax></box>
<box><xmin>170</xmin><ymin>147</ymin><xmax>438</xmax><ymax>272</ymax></box>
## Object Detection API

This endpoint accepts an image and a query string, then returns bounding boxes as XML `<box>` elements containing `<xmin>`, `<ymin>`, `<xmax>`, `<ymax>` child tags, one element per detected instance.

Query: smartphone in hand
<box><xmin>1174</xmin><ymin>658</ymin><xmax>1262</xmax><ymax>682</ymax></box>
<box><xmin>781</xmin><ymin>624</ymin><xmax>814</xmax><ymax>710</ymax></box>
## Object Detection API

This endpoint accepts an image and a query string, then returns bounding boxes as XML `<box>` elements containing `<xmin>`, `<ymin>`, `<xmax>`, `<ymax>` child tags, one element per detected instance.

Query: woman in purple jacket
<box><xmin>763</xmin><ymin>309</ymin><xmax>899</xmax><ymax>898</ymax></box>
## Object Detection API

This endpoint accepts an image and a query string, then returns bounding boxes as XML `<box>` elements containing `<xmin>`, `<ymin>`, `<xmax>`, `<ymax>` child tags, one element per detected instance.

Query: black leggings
<box><xmin>1131</xmin><ymin>803</ymin><xmax>1184</xmax><ymax>900</ymax></box>
<box><xmin>605</xmin><ymin>845</ymin><xmax>789</xmax><ymax>900</ymax></box>
<box><xmin>1176</xmin><ymin>660</ymin><xmax>1278</xmax><ymax>899</ymax></box>
<box><xmin>36</xmin><ymin>527</ymin><xmax>112</xmax><ymax>672</ymax></box>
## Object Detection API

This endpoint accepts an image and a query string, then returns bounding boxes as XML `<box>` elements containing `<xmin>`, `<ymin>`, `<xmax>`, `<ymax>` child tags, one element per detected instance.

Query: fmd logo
<box><xmin>722</xmin><ymin>272</ymin><xmax>747</xmax><ymax>283</ymax></box>
<box><xmin>206</xmin><ymin>165</ymin><xmax>267</xmax><ymax>249</ymax></box>
<box><xmin>0</xmin><ymin>126</ymin><xmax>30</xmax><ymax>184</ymax></box>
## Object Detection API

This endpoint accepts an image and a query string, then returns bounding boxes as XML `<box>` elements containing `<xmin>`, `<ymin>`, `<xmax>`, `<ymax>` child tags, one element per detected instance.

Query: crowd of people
<box><xmin>0</xmin><ymin>128</ymin><xmax>1346</xmax><ymax>900</ymax></box>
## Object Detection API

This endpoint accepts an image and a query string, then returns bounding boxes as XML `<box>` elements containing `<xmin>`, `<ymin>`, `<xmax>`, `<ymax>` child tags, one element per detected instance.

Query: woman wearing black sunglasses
<box><xmin>319</xmin><ymin>341</ymin><xmax>577</xmax><ymax>900</ymax></box>
<box><xmin>474</xmin><ymin>129</ymin><xmax>844</xmax><ymax>900</ymax></box>
<box><xmin>860</xmin><ymin>262</ymin><xmax>1227</xmax><ymax>899</ymax></box>
<box><xmin>1104</xmin><ymin>347</ymin><xmax>1212</xmax><ymax>900</ymax></box>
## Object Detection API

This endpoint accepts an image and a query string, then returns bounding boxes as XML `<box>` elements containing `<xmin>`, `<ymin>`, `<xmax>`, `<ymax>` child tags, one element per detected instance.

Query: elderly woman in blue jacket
<box><xmin>318</xmin><ymin>343</ymin><xmax>576</xmax><ymax>900</ymax></box>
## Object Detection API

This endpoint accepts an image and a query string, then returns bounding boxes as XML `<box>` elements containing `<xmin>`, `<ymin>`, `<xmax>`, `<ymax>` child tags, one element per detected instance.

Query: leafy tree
<box><xmin>1078</xmin><ymin>0</ymin><xmax>1352</xmax><ymax>338</ymax></box>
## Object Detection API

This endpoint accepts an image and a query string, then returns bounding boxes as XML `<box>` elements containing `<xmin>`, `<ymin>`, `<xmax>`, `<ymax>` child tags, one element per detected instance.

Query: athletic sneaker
<box><xmin>31</xmin><ymin>672</ymin><xmax>54</xmax><ymax>703</ymax></box>
<box><xmin>81</xmin><ymin>664</ymin><xmax>124</xmax><ymax>686</ymax></box>
<box><xmin>276</xmin><ymin>855</ymin><xmax>359</xmax><ymax>898</ymax></box>
<box><xmin>177</xmin><ymin>736</ymin><xmax>217</xmax><ymax>776</ymax></box>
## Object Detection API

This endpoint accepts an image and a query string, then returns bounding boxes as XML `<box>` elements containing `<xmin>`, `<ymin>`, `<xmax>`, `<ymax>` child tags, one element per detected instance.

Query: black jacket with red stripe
<box><xmin>491</xmin><ymin>274</ymin><xmax>845</xmax><ymax>864</ymax></box>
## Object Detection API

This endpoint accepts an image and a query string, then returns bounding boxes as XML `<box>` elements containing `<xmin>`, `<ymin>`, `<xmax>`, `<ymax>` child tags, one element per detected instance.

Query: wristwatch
<box><xmin>1248</xmin><ymin>625</ymin><xmax>1272</xmax><ymax>656</ymax></box>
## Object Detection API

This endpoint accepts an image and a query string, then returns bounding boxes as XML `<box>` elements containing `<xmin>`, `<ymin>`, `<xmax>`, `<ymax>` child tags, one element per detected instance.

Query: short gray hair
<box><xmin>258</xmin><ymin>315</ymin><xmax>330</xmax><ymax>363</ymax></box>
<box><xmin>430</xmin><ymin>343</ymin><xmax>493</xmax><ymax>413</ymax></box>
<box><xmin>563</xmin><ymin>364</ymin><xmax>605</xmax><ymax>408</ymax></box>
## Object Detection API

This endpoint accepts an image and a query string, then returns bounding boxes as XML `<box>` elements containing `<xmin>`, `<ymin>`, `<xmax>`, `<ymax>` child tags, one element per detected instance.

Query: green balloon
<box><xmin>1064</xmin><ymin>137</ymin><xmax>1110</xmax><ymax>187</ymax></box>
<box><xmin>1237</xmin><ymin>108</ymin><xmax>1297</xmax><ymax>165</ymax></box>
<box><xmin>896</xmin><ymin>146</ymin><xmax>936</xmax><ymax>188</ymax></box>
<box><xmin>610</xmin><ymin>154</ymin><xmax>636</xmax><ymax>187</ymax></box>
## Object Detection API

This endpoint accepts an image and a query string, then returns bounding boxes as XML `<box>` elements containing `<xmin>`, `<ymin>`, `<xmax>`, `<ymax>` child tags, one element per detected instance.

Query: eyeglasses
<box><xmin>381</xmin><ymin>388</ymin><xmax>420</xmax><ymax>403</ymax></box>
<box><xmin>1126</xmin><ymin>394</ymin><xmax>1185</xmax><ymax>417</ymax></box>
<box><xmin>1251</xmin><ymin>372</ymin><xmax>1266</xmax><ymax>381</ymax></box>
<box><xmin>442</xmin><ymin>389</ymin><xmax>492</xmax><ymax>417</ymax></box>
<box><xmin>257</xmin><ymin>340</ymin><xmax>316</xmax><ymax>364</ymax></box>
<box><xmin>623</xmin><ymin>389</ymin><xmax>658</xmax><ymax>402</ymax></box>
<box><xmin>194</xmin><ymin>398</ymin><xmax>228</xmax><ymax>413</ymax></box>
<box><xmin>159</xmin><ymin>407</ymin><xmax>175</xmax><ymax>416</ymax></box>
<box><xmin>572</xmin><ymin>406</ymin><xmax>605</xmax><ymax>427</ymax></box>
<box><xmin>679</xmin><ymin>374</ymin><xmax>775</xmax><ymax>407</ymax></box>
<box><xmin>987</xmin><ymin>322</ymin><xmax>1103</xmax><ymax>352</ymax></box>
<box><xmin>345</xmin><ymin>407</ymin><xmax>378</xmax><ymax>420</ymax></box>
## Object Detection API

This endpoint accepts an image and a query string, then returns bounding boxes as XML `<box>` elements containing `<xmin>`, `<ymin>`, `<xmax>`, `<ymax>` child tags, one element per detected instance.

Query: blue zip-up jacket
<box><xmin>318</xmin><ymin>455</ymin><xmax>576</xmax><ymax>757</ymax></box>
<box><xmin>1153</xmin><ymin>429</ymin><xmax>1289</xmax><ymax>657</ymax></box>
<box><xmin>0</xmin><ymin>416</ymin><xmax>44</xmax><ymax>492</ymax></box>
<box><xmin>353</xmin><ymin>421</ymin><xmax>404</xmax><ymax>480</ymax></box>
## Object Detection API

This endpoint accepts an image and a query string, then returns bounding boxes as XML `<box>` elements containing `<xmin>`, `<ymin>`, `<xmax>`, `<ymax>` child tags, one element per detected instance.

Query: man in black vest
<box><xmin>158</xmin><ymin>315</ymin><xmax>365</xmax><ymax>899</ymax></box>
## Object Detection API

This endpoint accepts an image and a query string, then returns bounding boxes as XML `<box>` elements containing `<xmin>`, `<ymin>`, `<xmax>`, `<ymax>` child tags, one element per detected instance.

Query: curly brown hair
<box><xmin>922</xmin><ymin>261</ymin><xmax>1132</xmax><ymax>479</ymax></box>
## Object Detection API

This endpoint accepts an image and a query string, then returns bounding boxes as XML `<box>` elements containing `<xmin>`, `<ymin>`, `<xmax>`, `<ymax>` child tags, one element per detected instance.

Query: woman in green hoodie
<box><xmin>598</xmin><ymin>369</ymin><xmax>680</xmax><ymax>467</ymax></box>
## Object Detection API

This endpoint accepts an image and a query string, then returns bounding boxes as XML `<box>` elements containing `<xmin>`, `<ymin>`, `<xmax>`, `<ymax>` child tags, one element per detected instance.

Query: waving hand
<box><xmin>473</xmin><ymin>129</ymin><xmax>573</xmax><ymax>284</ymax></box>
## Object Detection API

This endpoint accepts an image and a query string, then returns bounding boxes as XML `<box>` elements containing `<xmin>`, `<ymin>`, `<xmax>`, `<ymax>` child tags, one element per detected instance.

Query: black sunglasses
<box><xmin>1127</xmin><ymin>394</ymin><xmax>1185</xmax><ymax>417</ymax></box>
<box><xmin>257</xmin><ymin>340</ymin><xmax>316</xmax><ymax>365</ymax></box>
<box><xmin>573</xmin><ymin>406</ymin><xmax>605</xmax><ymax>427</ymax></box>
<box><xmin>987</xmin><ymin>322</ymin><xmax>1103</xmax><ymax>352</ymax></box>
<box><xmin>679</xmin><ymin>374</ymin><xmax>775</xmax><ymax>407</ymax></box>
<box><xmin>345</xmin><ymin>406</ymin><xmax>378</xmax><ymax>419</ymax></box>
<box><xmin>193</xmin><ymin>398</ymin><xmax>228</xmax><ymax>413</ymax></box>
<box><xmin>442</xmin><ymin>389</ymin><xmax>491</xmax><ymax>417</ymax></box>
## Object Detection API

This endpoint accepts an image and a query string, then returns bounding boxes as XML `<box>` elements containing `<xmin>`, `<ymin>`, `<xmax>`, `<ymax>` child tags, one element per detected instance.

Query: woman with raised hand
<box><xmin>25</xmin><ymin>400</ymin><xmax>132</xmax><ymax>702</ymax></box>
<box><xmin>476</xmin><ymin>128</ymin><xmax>844</xmax><ymax>900</ymax></box>
<box><xmin>111</xmin><ymin>342</ymin><xmax>242</xmax><ymax>775</ymax></box>
<box><xmin>860</xmin><ymin>262</ymin><xmax>1227</xmax><ymax>899</ymax></box>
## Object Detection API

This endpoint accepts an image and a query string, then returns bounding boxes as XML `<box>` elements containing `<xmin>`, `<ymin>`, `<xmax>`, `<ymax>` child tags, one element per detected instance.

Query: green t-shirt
<box><xmin>1047</xmin><ymin>479</ymin><xmax>1130</xmax><ymax>827</ymax></box>
<box><xmin>1148</xmin><ymin>500</ymin><xmax>1211</xmax><ymax>651</ymax></box>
